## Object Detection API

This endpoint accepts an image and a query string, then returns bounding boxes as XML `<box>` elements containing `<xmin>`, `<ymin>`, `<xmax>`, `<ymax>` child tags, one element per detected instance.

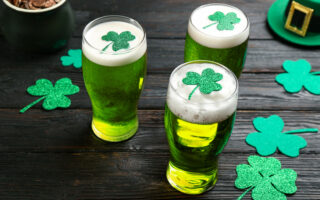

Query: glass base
<box><xmin>91</xmin><ymin>117</ymin><xmax>138</xmax><ymax>142</ymax></box>
<box><xmin>166</xmin><ymin>161</ymin><xmax>218</xmax><ymax>195</ymax></box>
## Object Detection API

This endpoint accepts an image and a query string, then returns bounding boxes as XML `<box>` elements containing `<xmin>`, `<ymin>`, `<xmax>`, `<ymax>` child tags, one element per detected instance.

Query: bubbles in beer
<box><xmin>188</xmin><ymin>4</ymin><xmax>249</xmax><ymax>48</ymax></box>
<box><xmin>167</xmin><ymin>62</ymin><xmax>238</xmax><ymax>124</ymax></box>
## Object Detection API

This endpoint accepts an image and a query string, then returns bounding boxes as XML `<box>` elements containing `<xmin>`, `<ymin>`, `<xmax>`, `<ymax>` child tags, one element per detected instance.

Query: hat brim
<box><xmin>267</xmin><ymin>0</ymin><xmax>320</xmax><ymax>46</ymax></box>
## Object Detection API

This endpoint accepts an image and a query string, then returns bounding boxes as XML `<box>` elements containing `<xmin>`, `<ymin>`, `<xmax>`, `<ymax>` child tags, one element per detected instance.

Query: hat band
<box><xmin>285</xmin><ymin>0</ymin><xmax>318</xmax><ymax>34</ymax></box>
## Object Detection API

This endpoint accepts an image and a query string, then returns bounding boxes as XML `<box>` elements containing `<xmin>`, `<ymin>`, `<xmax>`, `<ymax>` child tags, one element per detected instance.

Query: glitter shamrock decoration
<box><xmin>235</xmin><ymin>155</ymin><xmax>297</xmax><ymax>200</ymax></box>
<box><xmin>276</xmin><ymin>59</ymin><xmax>320</xmax><ymax>95</ymax></box>
<box><xmin>203</xmin><ymin>11</ymin><xmax>240</xmax><ymax>30</ymax></box>
<box><xmin>246</xmin><ymin>115</ymin><xmax>318</xmax><ymax>157</ymax></box>
<box><xmin>101</xmin><ymin>31</ymin><xmax>136</xmax><ymax>52</ymax></box>
<box><xmin>60</xmin><ymin>49</ymin><xmax>82</xmax><ymax>68</ymax></box>
<box><xmin>182</xmin><ymin>68</ymin><xmax>223</xmax><ymax>100</ymax></box>
<box><xmin>20</xmin><ymin>78</ymin><xmax>80</xmax><ymax>113</ymax></box>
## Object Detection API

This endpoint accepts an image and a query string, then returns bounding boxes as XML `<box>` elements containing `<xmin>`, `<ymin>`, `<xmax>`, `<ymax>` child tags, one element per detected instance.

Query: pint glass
<box><xmin>165</xmin><ymin>60</ymin><xmax>238</xmax><ymax>194</ymax></box>
<box><xmin>82</xmin><ymin>16</ymin><xmax>147</xmax><ymax>142</ymax></box>
<box><xmin>185</xmin><ymin>4</ymin><xmax>250</xmax><ymax>77</ymax></box>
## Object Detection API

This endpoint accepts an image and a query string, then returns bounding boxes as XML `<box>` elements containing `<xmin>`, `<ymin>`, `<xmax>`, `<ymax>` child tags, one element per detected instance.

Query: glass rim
<box><xmin>168</xmin><ymin>60</ymin><xmax>239</xmax><ymax>105</ymax></box>
<box><xmin>82</xmin><ymin>15</ymin><xmax>147</xmax><ymax>55</ymax></box>
<box><xmin>189</xmin><ymin>3</ymin><xmax>250</xmax><ymax>39</ymax></box>
<box><xmin>3</xmin><ymin>0</ymin><xmax>66</xmax><ymax>13</ymax></box>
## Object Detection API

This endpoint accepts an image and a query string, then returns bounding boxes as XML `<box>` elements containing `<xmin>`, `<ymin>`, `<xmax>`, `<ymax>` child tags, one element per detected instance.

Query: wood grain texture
<box><xmin>0</xmin><ymin>109</ymin><xmax>319</xmax><ymax>153</ymax></box>
<box><xmin>0</xmin><ymin>152</ymin><xmax>319</xmax><ymax>200</ymax></box>
<box><xmin>2</xmin><ymin>38</ymin><xmax>320</xmax><ymax>73</ymax></box>
<box><xmin>0</xmin><ymin>0</ymin><xmax>320</xmax><ymax>199</ymax></box>
<box><xmin>1</xmin><ymin>73</ymin><xmax>319</xmax><ymax>111</ymax></box>
<box><xmin>69</xmin><ymin>0</ymin><xmax>274</xmax><ymax>39</ymax></box>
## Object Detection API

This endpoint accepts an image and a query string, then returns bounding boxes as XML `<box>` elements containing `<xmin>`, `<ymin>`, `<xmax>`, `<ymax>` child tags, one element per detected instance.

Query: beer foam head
<box><xmin>82</xmin><ymin>16</ymin><xmax>147</xmax><ymax>66</ymax></box>
<box><xmin>188</xmin><ymin>3</ymin><xmax>249</xmax><ymax>48</ymax></box>
<box><xmin>167</xmin><ymin>61</ymin><xmax>238</xmax><ymax>124</ymax></box>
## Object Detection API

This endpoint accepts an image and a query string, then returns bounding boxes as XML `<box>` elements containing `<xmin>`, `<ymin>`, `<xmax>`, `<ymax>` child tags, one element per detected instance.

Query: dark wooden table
<box><xmin>1</xmin><ymin>0</ymin><xmax>320</xmax><ymax>199</ymax></box>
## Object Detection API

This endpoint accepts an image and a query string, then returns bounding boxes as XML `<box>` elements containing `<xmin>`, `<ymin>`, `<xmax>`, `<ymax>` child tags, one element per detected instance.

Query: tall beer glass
<box><xmin>165</xmin><ymin>60</ymin><xmax>238</xmax><ymax>194</ymax></box>
<box><xmin>185</xmin><ymin>4</ymin><xmax>250</xmax><ymax>77</ymax></box>
<box><xmin>82</xmin><ymin>16</ymin><xmax>147</xmax><ymax>142</ymax></box>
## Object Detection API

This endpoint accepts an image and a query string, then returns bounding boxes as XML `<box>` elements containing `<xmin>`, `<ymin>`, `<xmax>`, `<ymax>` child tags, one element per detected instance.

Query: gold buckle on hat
<box><xmin>285</xmin><ymin>1</ymin><xmax>314</xmax><ymax>37</ymax></box>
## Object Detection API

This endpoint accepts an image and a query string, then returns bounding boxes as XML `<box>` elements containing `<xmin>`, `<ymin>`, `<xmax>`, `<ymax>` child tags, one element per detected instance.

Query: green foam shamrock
<box><xmin>20</xmin><ymin>78</ymin><xmax>80</xmax><ymax>113</ymax></box>
<box><xmin>182</xmin><ymin>68</ymin><xmax>223</xmax><ymax>100</ymax></box>
<box><xmin>60</xmin><ymin>49</ymin><xmax>82</xmax><ymax>68</ymax></box>
<box><xmin>246</xmin><ymin>115</ymin><xmax>318</xmax><ymax>157</ymax></box>
<box><xmin>235</xmin><ymin>155</ymin><xmax>297</xmax><ymax>200</ymax></box>
<box><xmin>101</xmin><ymin>31</ymin><xmax>136</xmax><ymax>52</ymax></box>
<box><xmin>203</xmin><ymin>11</ymin><xmax>240</xmax><ymax>30</ymax></box>
<box><xmin>276</xmin><ymin>59</ymin><xmax>320</xmax><ymax>95</ymax></box>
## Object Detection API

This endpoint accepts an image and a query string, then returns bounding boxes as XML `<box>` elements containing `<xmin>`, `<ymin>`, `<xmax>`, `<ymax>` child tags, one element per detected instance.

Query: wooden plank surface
<box><xmin>0</xmin><ymin>152</ymin><xmax>319</xmax><ymax>200</ymax></box>
<box><xmin>0</xmin><ymin>0</ymin><xmax>320</xmax><ymax>199</ymax></box>
<box><xmin>69</xmin><ymin>0</ymin><xmax>274</xmax><ymax>39</ymax></box>
<box><xmin>2</xmin><ymin>38</ymin><xmax>320</xmax><ymax>73</ymax></box>
<box><xmin>1</xmin><ymin>73</ymin><xmax>319</xmax><ymax>111</ymax></box>
<box><xmin>0</xmin><ymin>109</ymin><xmax>319</xmax><ymax>154</ymax></box>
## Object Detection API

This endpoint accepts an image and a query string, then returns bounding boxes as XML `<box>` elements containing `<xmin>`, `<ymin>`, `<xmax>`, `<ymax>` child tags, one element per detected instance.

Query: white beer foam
<box><xmin>167</xmin><ymin>62</ymin><xmax>238</xmax><ymax>124</ymax></box>
<box><xmin>83</xmin><ymin>21</ymin><xmax>147</xmax><ymax>66</ymax></box>
<box><xmin>188</xmin><ymin>4</ymin><xmax>249</xmax><ymax>48</ymax></box>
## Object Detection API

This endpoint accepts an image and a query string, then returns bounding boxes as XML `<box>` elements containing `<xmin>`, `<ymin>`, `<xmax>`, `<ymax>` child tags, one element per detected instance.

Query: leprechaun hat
<box><xmin>267</xmin><ymin>0</ymin><xmax>320</xmax><ymax>46</ymax></box>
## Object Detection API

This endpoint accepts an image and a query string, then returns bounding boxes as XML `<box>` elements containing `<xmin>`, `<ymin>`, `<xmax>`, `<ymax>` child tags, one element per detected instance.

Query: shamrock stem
<box><xmin>102</xmin><ymin>42</ymin><xmax>113</xmax><ymax>52</ymax></box>
<box><xmin>203</xmin><ymin>22</ymin><xmax>217</xmax><ymax>29</ymax></box>
<box><xmin>188</xmin><ymin>85</ymin><xmax>199</xmax><ymax>100</ymax></box>
<box><xmin>237</xmin><ymin>186</ymin><xmax>254</xmax><ymax>200</ymax></box>
<box><xmin>311</xmin><ymin>72</ymin><xmax>320</xmax><ymax>75</ymax></box>
<box><xmin>283</xmin><ymin>128</ymin><xmax>318</xmax><ymax>134</ymax></box>
<box><xmin>20</xmin><ymin>96</ymin><xmax>46</xmax><ymax>113</ymax></box>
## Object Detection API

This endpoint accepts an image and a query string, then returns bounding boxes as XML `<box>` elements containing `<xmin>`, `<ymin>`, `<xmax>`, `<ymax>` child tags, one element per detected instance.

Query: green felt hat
<box><xmin>267</xmin><ymin>0</ymin><xmax>320</xmax><ymax>46</ymax></box>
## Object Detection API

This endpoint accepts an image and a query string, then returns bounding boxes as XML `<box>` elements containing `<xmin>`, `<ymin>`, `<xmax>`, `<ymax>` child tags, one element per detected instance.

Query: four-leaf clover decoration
<box><xmin>276</xmin><ymin>59</ymin><xmax>320</xmax><ymax>95</ymax></box>
<box><xmin>60</xmin><ymin>49</ymin><xmax>82</xmax><ymax>68</ymax></box>
<box><xmin>20</xmin><ymin>78</ymin><xmax>80</xmax><ymax>113</ymax></box>
<box><xmin>246</xmin><ymin>115</ymin><xmax>318</xmax><ymax>157</ymax></box>
<box><xmin>182</xmin><ymin>68</ymin><xmax>223</xmax><ymax>100</ymax></box>
<box><xmin>101</xmin><ymin>31</ymin><xmax>136</xmax><ymax>52</ymax></box>
<box><xmin>203</xmin><ymin>11</ymin><xmax>240</xmax><ymax>31</ymax></box>
<box><xmin>235</xmin><ymin>155</ymin><xmax>297</xmax><ymax>200</ymax></box>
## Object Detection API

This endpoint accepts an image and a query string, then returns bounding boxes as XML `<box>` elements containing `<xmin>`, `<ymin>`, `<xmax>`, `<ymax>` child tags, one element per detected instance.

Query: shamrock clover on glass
<box><xmin>246</xmin><ymin>115</ymin><xmax>318</xmax><ymax>157</ymax></box>
<box><xmin>101</xmin><ymin>31</ymin><xmax>136</xmax><ymax>52</ymax></box>
<box><xmin>276</xmin><ymin>59</ymin><xmax>320</xmax><ymax>95</ymax></box>
<box><xmin>182</xmin><ymin>68</ymin><xmax>223</xmax><ymax>100</ymax></box>
<box><xmin>235</xmin><ymin>155</ymin><xmax>297</xmax><ymax>200</ymax></box>
<box><xmin>203</xmin><ymin>11</ymin><xmax>240</xmax><ymax>31</ymax></box>
<box><xmin>60</xmin><ymin>49</ymin><xmax>82</xmax><ymax>68</ymax></box>
<box><xmin>20</xmin><ymin>78</ymin><xmax>80</xmax><ymax>113</ymax></box>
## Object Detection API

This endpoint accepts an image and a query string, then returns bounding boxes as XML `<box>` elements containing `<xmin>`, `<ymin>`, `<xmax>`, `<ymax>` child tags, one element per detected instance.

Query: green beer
<box><xmin>185</xmin><ymin>4</ymin><xmax>250</xmax><ymax>77</ymax></box>
<box><xmin>165</xmin><ymin>61</ymin><xmax>238</xmax><ymax>194</ymax></box>
<box><xmin>82</xmin><ymin>16</ymin><xmax>147</xmax><ymax>142</ymax></box>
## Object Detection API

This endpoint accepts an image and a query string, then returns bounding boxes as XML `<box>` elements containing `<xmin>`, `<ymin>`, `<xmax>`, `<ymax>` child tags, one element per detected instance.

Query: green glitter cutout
<box><xmin>235</xmin><ymin>155</ymin><xmax>297</xmax><ymax>200</ymax></box>
<box><xmin>61</xmin><ymin>49</ymin><xmax>82</xmax><ymax>68</ymax></box>
<box><xmin>246</xmin><ymin>115</ymin><xmax>318</xmax><ymax>157</ymax></box>
<box><xmin>276</xmin><ymin>59</ymin><xmax>320</xmax><ymax>95</ymax></box>
<box><xmin>20</xmin><ymin>78</ymin><xmax>80</xmax><ymax>113</ymax></box>
<box><xmin>203</xmin><ymin>11</ymin><xmax>240</xmax><ymax>31</ymax></box>
<box><xmin>101</xmin><ymin>31</ymin><xmax>136</xmax><ymax>52</ymax></box>
<box><xmin>182</xmin><ymin>68</ymin><xmax>223</xmax><ymax>100</ymax></box>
